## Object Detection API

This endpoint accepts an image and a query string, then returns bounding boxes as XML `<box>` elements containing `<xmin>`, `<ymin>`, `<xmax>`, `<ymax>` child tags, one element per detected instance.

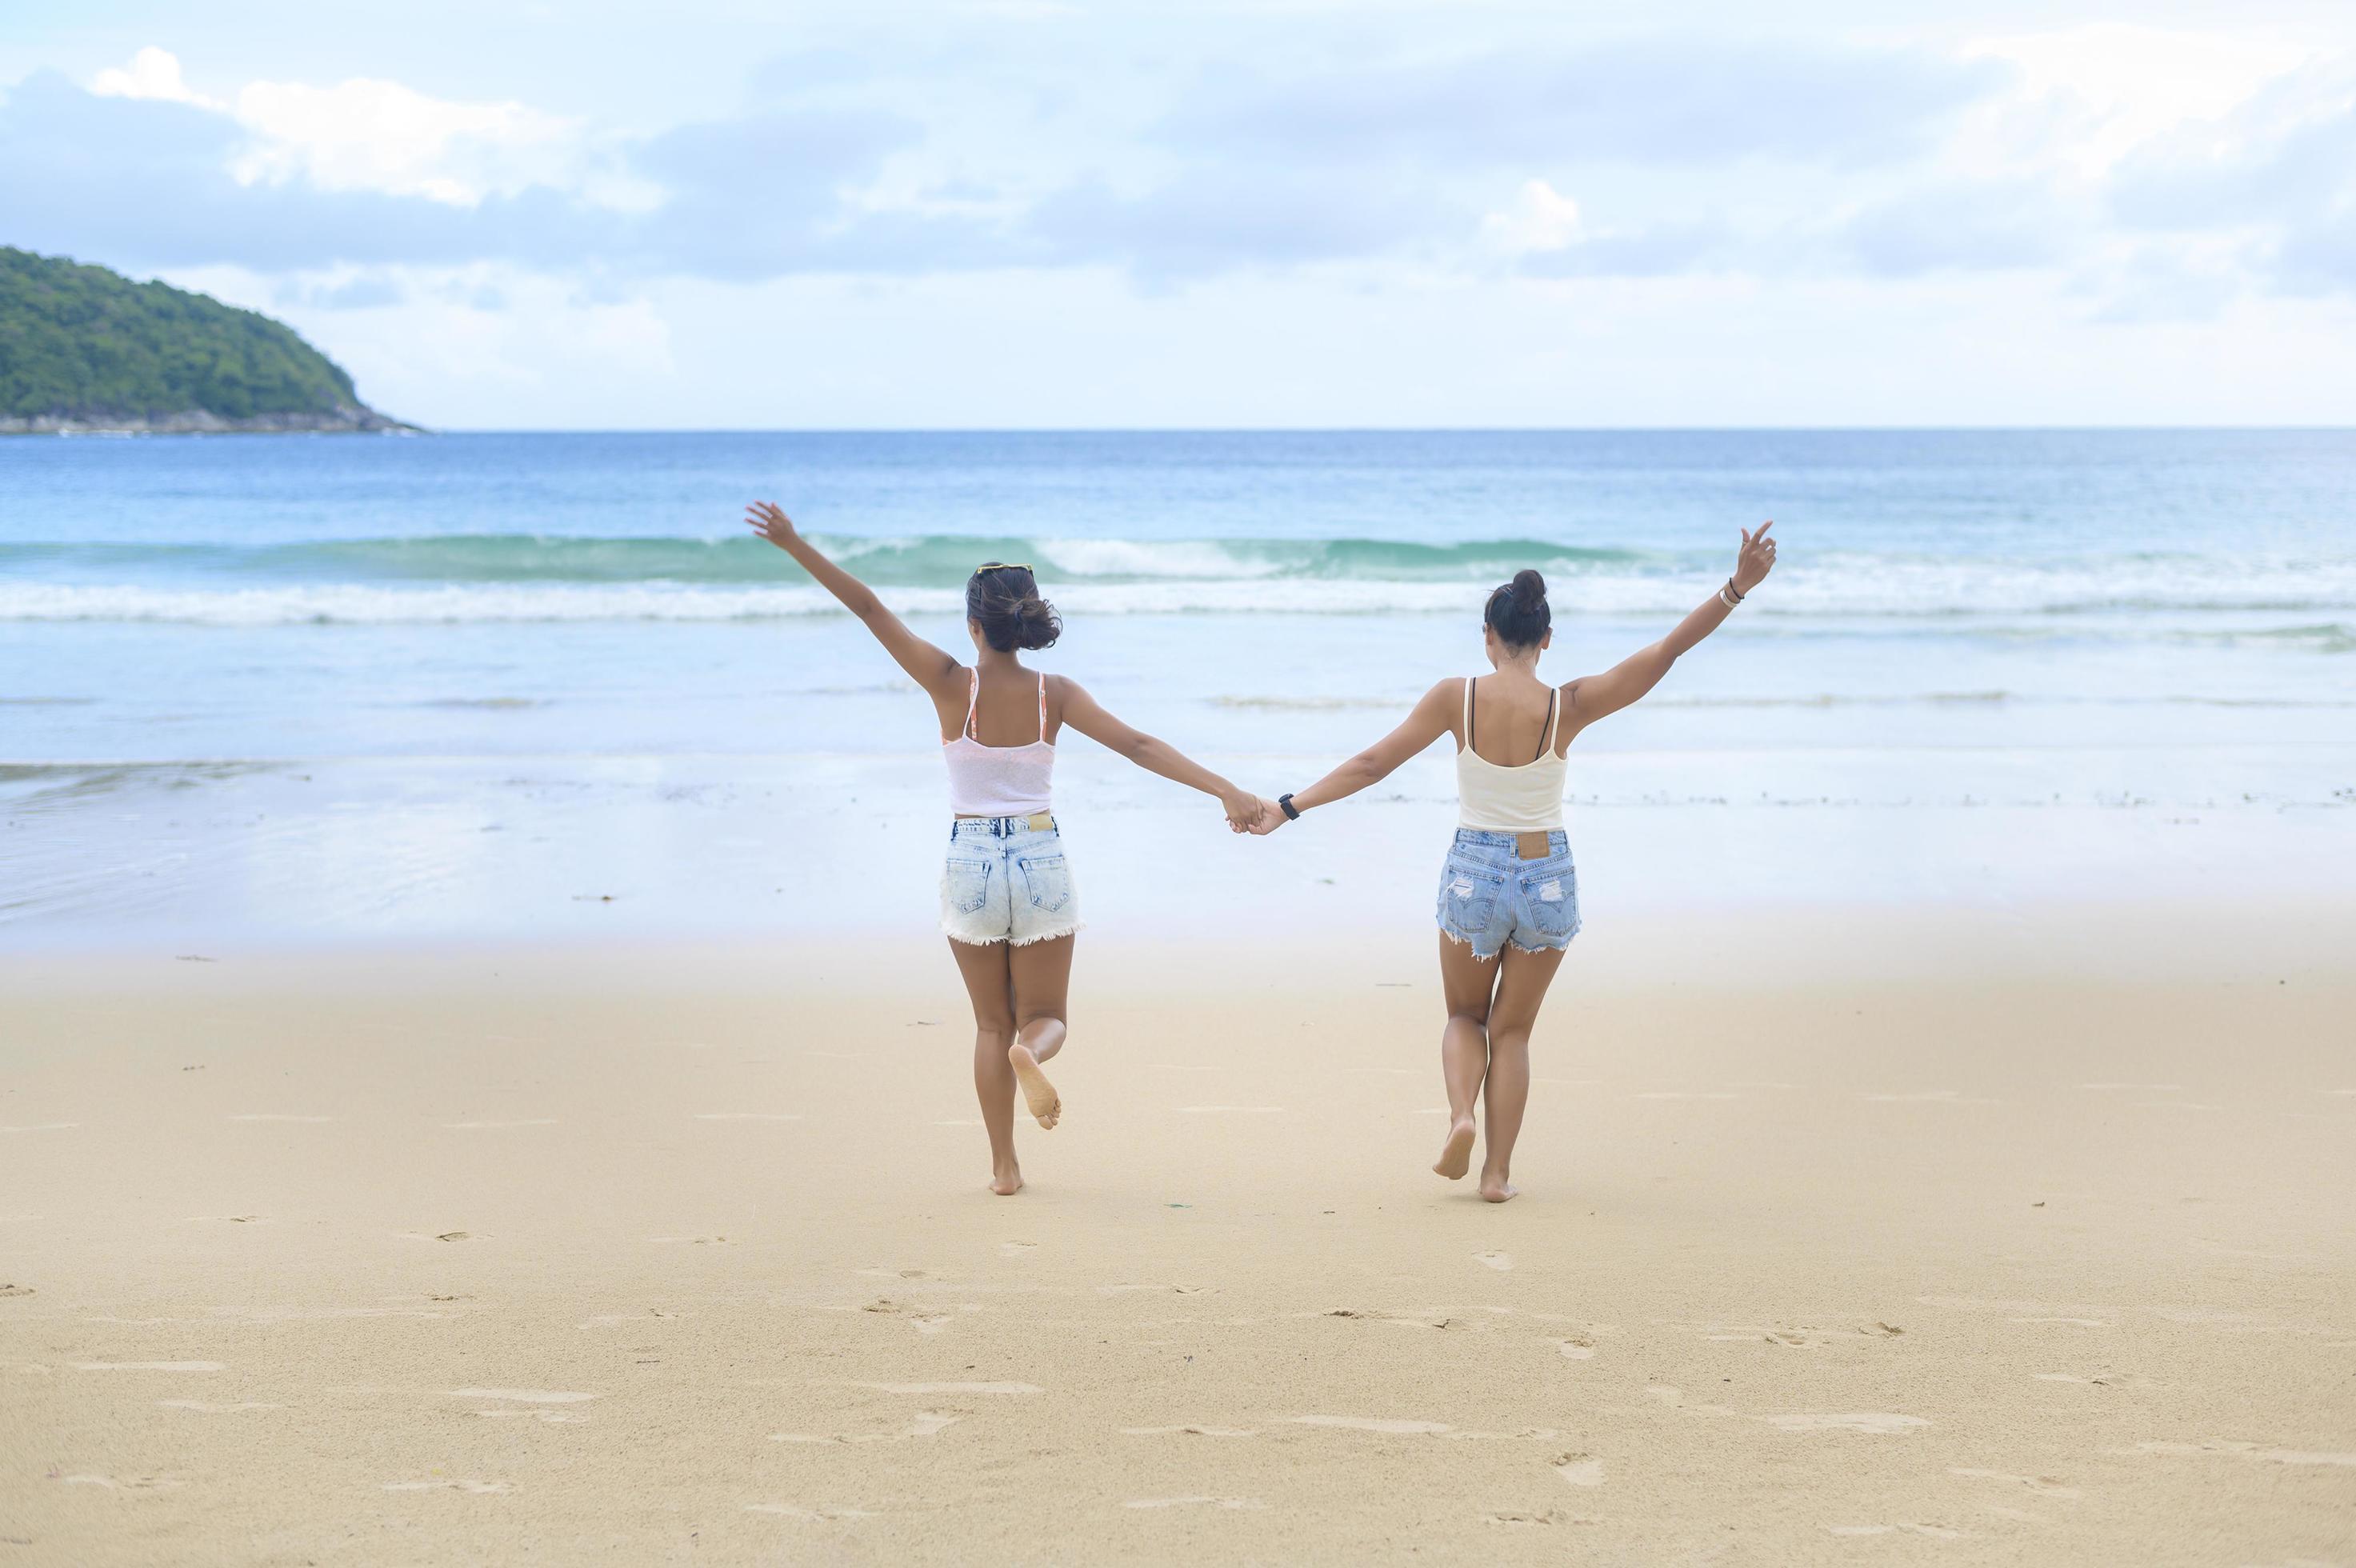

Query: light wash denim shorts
<box><xmin>1436</xmin><ymin>829</ymin><xmax>1580</xmax><ymax>961</ymax></box>
<box><xmin>942</xmin><ymin>815</ymin><xmax>1081</xmax><ymax>946</ymax></box>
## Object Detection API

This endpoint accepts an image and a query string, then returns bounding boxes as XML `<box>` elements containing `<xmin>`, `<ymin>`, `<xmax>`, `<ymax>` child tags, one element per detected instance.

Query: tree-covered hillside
<box><xmin>0</xmin><ymin>247</ymin><xmax>409</xmax><ymax>432</ymax></box>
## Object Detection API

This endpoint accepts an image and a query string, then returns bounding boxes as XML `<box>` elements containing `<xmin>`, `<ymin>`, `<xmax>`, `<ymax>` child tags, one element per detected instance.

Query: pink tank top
<box><xmin>942</xmin><ymin>670</ymin><xmax>1055</xmax><ymax>816</ymax></box>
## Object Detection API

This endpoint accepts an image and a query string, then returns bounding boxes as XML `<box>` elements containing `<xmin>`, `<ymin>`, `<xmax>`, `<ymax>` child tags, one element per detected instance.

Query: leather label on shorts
<box><xmin>1025</xmin><ymin>812</ymin><xmax>1054</xmax><ymax>831</ymax></box>
<box><xmin>1515</xmin><ymin>831</ymin><xmax>1550</xmax><ymax>859</ymax></box>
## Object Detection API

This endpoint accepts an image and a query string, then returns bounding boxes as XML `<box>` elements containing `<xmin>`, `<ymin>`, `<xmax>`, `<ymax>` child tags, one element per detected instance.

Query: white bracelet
<box><xmin>1718</xmin><ymin>583</ymin><xmax>1740</xmax><ymax>610</ymax></box>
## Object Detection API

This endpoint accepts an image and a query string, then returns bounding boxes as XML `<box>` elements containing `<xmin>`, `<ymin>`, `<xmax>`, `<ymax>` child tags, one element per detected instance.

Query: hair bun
<box><xmin>1510</xmin><ymin>569</ymin><xmax>1546</xmax><ymax>607</ymax></box>
<box><xmin>1014</xmin><ymin>594</ymin><xmax>1062</xmax><ymax>650</ymax></box>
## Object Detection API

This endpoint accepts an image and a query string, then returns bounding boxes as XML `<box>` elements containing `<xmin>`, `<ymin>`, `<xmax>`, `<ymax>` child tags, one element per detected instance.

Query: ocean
<box><xmin>4</xmin><ymin>430</ymin><xmax>2351</xmax><ymax>942</ymax></box>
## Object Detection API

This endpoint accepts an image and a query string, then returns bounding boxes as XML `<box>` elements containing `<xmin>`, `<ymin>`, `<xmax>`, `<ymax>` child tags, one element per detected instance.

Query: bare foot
<box><xmin>1009</xmin><ymin>1043</ymin><xmax>1061</xmax><ymax>1130</ymax></box>
<box><xmin>990</xmin><ymin>1161</ymin><xmax>1023</xmax><ymax>1196</ymax></box>
<box><xmin>1478</xmin><ymin>1172</ymin><xmax>1518</xmax><ymax>1203</ymax></box>
<box><xmin>1433</xmin><ymin>1116</ymin><xmax>1476</xmax><ymax>1180</ymax></box>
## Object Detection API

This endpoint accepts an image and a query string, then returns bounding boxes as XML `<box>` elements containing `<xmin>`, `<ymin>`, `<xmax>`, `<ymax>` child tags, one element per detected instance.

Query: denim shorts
<box><xmin>1436</xmin><ymin>829</ymin><xmax>1581</xmax><ymax>961</ymax></box>
<box><xmin>942</xmin><ymin>816</ymin><xmax>1082</xmax><ymax>946</ymax></box>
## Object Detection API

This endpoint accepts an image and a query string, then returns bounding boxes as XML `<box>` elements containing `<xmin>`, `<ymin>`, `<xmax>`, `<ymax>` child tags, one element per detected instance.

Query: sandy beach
<box><xmin>4</xmin><ymin>911</ymin><xmax>2351</xmax><ymax>1565</ymax></box>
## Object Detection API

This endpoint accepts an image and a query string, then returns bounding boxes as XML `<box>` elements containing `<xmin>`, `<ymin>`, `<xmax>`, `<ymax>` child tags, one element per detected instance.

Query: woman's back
<box><xmin>1456</xmin><ymin>674</ymin><xmax>1566</xmax><ymax>831</ymax></box>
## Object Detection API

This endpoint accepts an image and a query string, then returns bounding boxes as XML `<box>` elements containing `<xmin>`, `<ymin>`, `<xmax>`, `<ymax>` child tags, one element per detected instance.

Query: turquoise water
<box><xmin>2</xmin><ymin>430</ymin><xmax>2351</xmax><ymax>938</ymax></box>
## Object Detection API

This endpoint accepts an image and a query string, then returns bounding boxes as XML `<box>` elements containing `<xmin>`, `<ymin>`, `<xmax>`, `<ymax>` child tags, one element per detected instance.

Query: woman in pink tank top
<box><xmin>750</xmin><ymin>502</ymin><xmax>1262</xmax><ymax>1197</ymax></box>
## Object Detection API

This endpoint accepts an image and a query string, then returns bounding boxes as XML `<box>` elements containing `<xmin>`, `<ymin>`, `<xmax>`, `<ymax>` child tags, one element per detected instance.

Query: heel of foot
<box><xmin>1009</xmin><ymin>1044</ymin><xmax>1062</xmax><ymax>1130</ymax></box>
<box><xmin>1433</xmin><ymin>1118</ymin><xmax>1477</xmax><ymax>1181</ymax></box>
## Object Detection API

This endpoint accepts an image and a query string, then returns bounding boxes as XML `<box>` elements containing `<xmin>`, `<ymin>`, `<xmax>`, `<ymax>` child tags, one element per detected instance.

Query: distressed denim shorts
<box><xmin>942</xmin><ymin>816</ymin><xmax>1081</xmax><ymax>947</ymax></box>
<box><xmin>1436</xmin><ymin>829</ymin><xmax>1580</xmax><ymax>961</ymax></box>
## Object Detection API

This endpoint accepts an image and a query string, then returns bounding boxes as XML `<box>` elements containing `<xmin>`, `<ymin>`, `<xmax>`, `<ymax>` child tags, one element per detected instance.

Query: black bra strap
<box><xmin>1534</xmin><ymin>691</ymin><xmax>1556</xmax><ymax>762</ymax></box>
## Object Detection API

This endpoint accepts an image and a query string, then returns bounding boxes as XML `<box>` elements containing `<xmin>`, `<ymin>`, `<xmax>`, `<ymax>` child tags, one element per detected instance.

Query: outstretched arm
<box><xmin>1250</xmin><ymin>678</ymin><xmax>1460</xmax><ymax>832</ymax></box>
<box><xmin>1058</xmin><ymin>679</ymin><xmax>1262</xmax><ymax>830</ymax></box>
<box><xmin>1562</xmin><ymin>522</ymin><xmax>1777</xmax><ymax>732</ymax></box>
<box><xmin>746</xmin><ymin>501</ymin><xmax>960</xmax><ymax>695</ymax></box>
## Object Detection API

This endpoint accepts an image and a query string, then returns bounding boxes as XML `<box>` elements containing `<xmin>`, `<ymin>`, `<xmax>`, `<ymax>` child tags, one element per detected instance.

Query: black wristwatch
<box><xmin>1278</xmin><ymin>793</ymin><xmax>1301</xmax><ymax>821</ymax></box>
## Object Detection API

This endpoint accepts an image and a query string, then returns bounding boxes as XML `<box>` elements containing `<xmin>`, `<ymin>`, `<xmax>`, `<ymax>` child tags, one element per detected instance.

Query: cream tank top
<box><xmin>1456</xmin><ymin>676</ymin><xmax>1567</xmax><ymax>830</ymax></box>
<box><xmin>942</xmin><ymin>670</ymin><xmax>1055</xmax><ymax>816</ymax></box>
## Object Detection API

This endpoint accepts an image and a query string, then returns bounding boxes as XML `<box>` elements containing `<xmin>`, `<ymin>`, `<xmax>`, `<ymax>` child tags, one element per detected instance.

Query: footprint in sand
<box><xmin>773</xmin><ymin>1411</ymin><xmax>958</xmax><ymax>1444</ymax></box>
<box><xmin>1474</xmin><ymin>1250</ymin><xmax>1514</xmax><ymax>1271</ymax></box>
<box><xmin>1120</xmin><ymin>1426</ymin><xmax>1258</xmax><ymax>1438</ymax></box>
<box><xmin>999</xmin><ymin>1241</ymin><xmax>1037</xmax><ymax>1258</ymax></box>
<box><xmin>1950</xmin><ymin>1467</ymin><xmax>2081</xmax><ymax>1498</ymax></box>
<box><xmin>850</xmin><ymin>1380</ymin><xmax>1038</xmax><ymax>1395</ymax></box>
<box><xmin>74</xmin><ymin>1361</ymin><xmax>223</xmax><ymax>1373</ymax></box>
<box><xmin>1290</xmin><ymin>1415</ymin><xmax>1454</xmax><ymax>1434</ymax></box>
<box><xmin>746</xmin><ymin>1503</ymin><xmax>876</xmax><ymax>1521</ymax></box>
<box><xmin>450</xmin><ymin>1388</ymin><xmax>597</xmax><ymax>1404</ymax></box>
<box><xmin>51</xmin><ymin>1473</ymin><xmax>185</xmax><ymax>1491</ymax></box>
<box><xmin>1552</xmin><ymin>1454</ymin><xmax>1604</xmax><ymax>1486</ymax></box>
<box><xmin>1556</xmin><ymin>1338</ymin><xmax>1597</xmax><ymax>1360</ymax></box>
<box><xmin>2126</xmin><ymin>1439</ymin><xmax>2355</xmax><ymax>1466</ymax></box>
<box><xmin>385</xmin><ymin>1479</ymin><xmax>512</xmax><ymax>1494</ymax></box>
<box><xmin>578</xmin><ymin>1311</ymin><xmax>685</xmax><ymax>1329</ymax></box>
<box><xmin>1124</xmin><ymin>1496</ymin><xmax>1266</xmax><ymax>1510</ymax></box>
<box><xmin>1766</xmin><ymin>1413</ymin><xmax>1930</xmax><ymax>1434</ymax></box>
<box><xmin>474</xmin><ymin>1409</ymin><xmax>588</xmax><ymax>1423</ymax></box>
<box><xmin>1826</xmin><ymin>1523</ymin><xmax>1965</xmax><ymax>1539</ymax></box>
<box><xmin>158</xmin><ymin>1400</ymin><xmax>280</xmax><ymax>1413</ymax></box>
<box><xmin>2010</xmin><ymin>1316</ymin><xmax>2111</xmax><ymax>1328</ymax></box>
<box><xmin>1649</xmin><ymin>1386</ymin><xmax>1926</xmax><ymax>1434</ymax></box>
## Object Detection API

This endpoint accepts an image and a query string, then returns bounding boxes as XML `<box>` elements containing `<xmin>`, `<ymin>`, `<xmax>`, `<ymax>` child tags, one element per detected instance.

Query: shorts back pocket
<box><xmin>944</xmin><ymin>856</ymin><xmax>993</xmax><ymax>915</ymax></box>
<box><xmin>1016</xmin><ymin>853</ymin><xmax>1071</xmax><ymax>914</ymax></box>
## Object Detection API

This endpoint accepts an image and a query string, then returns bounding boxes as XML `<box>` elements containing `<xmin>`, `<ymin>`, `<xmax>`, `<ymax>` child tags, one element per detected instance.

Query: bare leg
<box><xmin>1478</xmin><ymin>942</ymin><xmax>1568</xmax><ymax>1202</ymax></box>
<box><xmin>1434</xmin><ymin>932</ymin><xmax>1498</xmax><ymax>1180</ymax></box>
<box><xmin>1006</xmin><ymin>934</ymin><xmax>1074</xmax><ymax>1129</ymax></box>
<box><xmin>946</xmin><ymin>937</ymin><xmax>1023</xmax><ymax>1194</ymax></box>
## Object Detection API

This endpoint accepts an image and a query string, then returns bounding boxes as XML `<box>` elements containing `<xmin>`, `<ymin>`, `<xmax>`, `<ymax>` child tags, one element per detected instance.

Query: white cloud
<box><xmin>90</xmin><ymin>45</ymin><xmax>216</xmax><ymax>108</ymax></box>
<box><xmin>1480</xmin><ymin>179</ymin><xmax>1583</xmax><ymax>255</ymax></box>
<box><xmin>90</xmin><ymin>47</ymin><xmax>590</xmax><ymax>207</ymax></box>
<box><xmin>230</xmin><ymin>76</ymin><xmax>586</xmax><ymax>206</ymax></box>
<box><xmin>1958</xmin><ymin>24</ymin><xmax>2322</xmax><ymax>176</ymax></box>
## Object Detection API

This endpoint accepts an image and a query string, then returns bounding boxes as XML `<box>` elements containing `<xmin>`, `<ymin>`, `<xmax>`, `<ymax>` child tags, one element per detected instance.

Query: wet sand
<box><xmin>2</xmin><ymin>915</ymin><xmax>2352</xmax><ymax>1564</ymax></box>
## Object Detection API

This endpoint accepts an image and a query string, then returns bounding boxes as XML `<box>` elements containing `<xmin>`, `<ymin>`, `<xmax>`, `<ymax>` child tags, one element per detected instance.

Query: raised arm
<box><xmin>1562</xmin><ymin>522</ymin><xmax>1777</xmax><ymax>733</ymax></box>
<box><xmin>1056</xmin><ymin>678</ymin><xmax>1261</xmax><ymax>830</ymax></box>
<box><xmin>746</xmin><ymin>501</ymin><xmax>960</xmax><ymax>695</ymax></box>
<box><xmin>1250</xmin><ymin>678</ymin><xmax>1461</xmax><ymax>831</ymax></box>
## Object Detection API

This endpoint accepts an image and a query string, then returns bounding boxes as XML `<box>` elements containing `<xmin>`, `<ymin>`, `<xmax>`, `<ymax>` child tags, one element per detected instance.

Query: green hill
<box><xmin>0</xmin><ymin>247</ymin><xmax>413</xmax><ymax>434</ymax></box>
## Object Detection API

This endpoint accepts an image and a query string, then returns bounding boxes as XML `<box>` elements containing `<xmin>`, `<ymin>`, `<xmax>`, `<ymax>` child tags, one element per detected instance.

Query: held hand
<box><xmin>745</xmin><ymin>501</ymin><xmax>798</xmax><ymax>549</ymax></box>
<box><xmin>1247</xmin><ymin>797</ymin><xmax>1290</xmax><ymax>835</ymax></box>
<box><xmin>1219</xmin><ymin>788</ymin><xmax>1262</xmax><ymax>833</ymax></box>
<box><xmin>1733</xmin><ymin>520</ymin><xmax>1777</xmax><ymax>594</ymax></box>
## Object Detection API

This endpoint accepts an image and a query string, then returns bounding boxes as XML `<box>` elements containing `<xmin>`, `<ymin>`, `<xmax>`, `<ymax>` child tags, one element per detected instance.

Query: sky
<box><xmin>4</xmin><ymin>1</ymin><xmax>2354</xmax><ymax>429</ymax></box>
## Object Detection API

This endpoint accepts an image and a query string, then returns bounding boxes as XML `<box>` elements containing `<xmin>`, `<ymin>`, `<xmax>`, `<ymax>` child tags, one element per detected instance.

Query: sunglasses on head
<box><xmin>971</xmin><ymin>562</ymin><xmax>1034</xmax><ymax>577</ymax></box>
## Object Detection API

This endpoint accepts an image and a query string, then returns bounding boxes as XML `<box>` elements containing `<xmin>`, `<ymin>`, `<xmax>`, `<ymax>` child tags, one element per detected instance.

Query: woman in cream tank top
<box><xmin>747</xmin><ymin>502</ymin><xmax>1262</xmax><ymax>1198</ymax></box>
<box><xmin>1250</xmin><ymin>526</ymin><xmax>1779</xmax><ymax>1202</ymax></box>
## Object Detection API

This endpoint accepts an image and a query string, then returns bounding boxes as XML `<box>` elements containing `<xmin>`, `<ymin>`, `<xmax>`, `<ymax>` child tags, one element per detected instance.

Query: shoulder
<box><xmin>1421</xmin><ymin>677</ymin><xmax>1466</xmax><ymax>707</ymax></box>
<box><xmin>1558</xmin><ymin>676</ymin><xmax>1584</xmax><ymax>708</ymax></box>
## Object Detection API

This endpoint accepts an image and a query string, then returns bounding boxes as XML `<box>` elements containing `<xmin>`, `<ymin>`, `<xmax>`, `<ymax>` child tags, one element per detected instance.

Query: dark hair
<box><xmin>966</xmin><ymin>563</ymin><xmax>1062</xmax><ymax>652</ymax></box>
<box><xmin>1484</xmin><ymin>569</ymin><xmax>1550</xmax><ymax>648</ymax></box>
